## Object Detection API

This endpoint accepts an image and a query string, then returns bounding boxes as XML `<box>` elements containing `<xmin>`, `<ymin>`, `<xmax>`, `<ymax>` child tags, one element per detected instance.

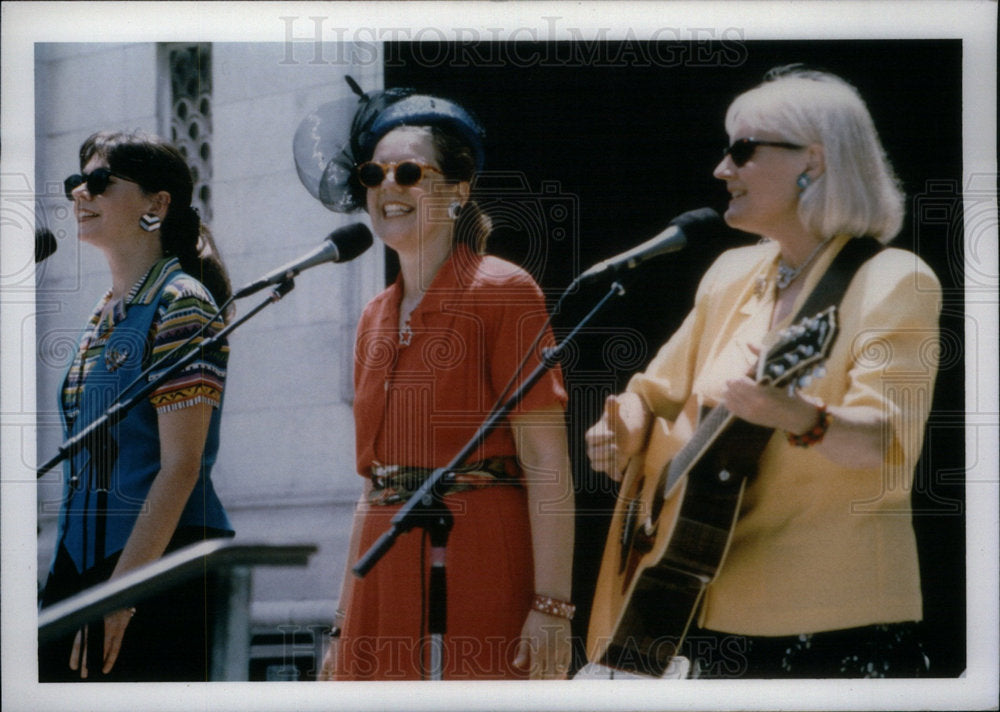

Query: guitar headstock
<box><xmin>757</xmin><ymin>306</ymin><xmax>837</xmax><ymax>389</ymax></box>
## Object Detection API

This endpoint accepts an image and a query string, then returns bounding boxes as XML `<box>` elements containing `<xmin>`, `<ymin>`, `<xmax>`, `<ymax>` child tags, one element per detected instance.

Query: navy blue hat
<box><xmin>294</xmin><ymin>77</ymin><xmax>485</xmax><ymax>213</ymax></box>
<box><xmin>360</xmin><ymin>94</ymin><xmax>486</xmax><ymax>171</ymax></box>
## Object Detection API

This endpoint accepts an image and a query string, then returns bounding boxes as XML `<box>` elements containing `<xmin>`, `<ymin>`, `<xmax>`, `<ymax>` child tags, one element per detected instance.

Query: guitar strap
<box><xmin>791</xmin><ymin>236</ymin><xmax>883</xmax><ymax>325</ymax></box>
<box><xmin>713</xmin><ymin>236</ymin><xmax>884</xmax><ymax>474</ymax></box>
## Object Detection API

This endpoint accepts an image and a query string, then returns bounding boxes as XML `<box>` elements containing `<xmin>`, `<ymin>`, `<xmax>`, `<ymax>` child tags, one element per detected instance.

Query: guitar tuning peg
<box><xmin>798</xmin><ymin>374</ymin><xmax>813</xmax><ymax>389</ymax></box>
<box><xmin>814</xmin><ymin>365</ymin><xmax>827</xmax><ymax>379</ymax></box>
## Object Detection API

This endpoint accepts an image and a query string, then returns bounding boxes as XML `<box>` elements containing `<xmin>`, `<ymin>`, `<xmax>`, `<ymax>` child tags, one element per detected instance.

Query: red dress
<box><xmin>337</xmin><ymin>245</ymin><xmax>567</xmax><ymax>680</ymax></box>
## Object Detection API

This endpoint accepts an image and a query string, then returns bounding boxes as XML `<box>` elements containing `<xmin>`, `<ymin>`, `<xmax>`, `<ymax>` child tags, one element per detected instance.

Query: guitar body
<box><xmin>586</xmin><ymin>307</ymin><xmax>837</xmax><ymax>677</ymax></box>
<box><xmin>587</xmin><ymin>418</ymin><xmax>770</xmax><ymax>677</ymax></box>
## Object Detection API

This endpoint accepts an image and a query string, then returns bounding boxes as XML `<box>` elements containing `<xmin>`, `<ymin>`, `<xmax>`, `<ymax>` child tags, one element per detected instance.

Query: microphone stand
<box><xmin>36</xmin><ymin>279</ymin><xmax>298</xmax><ymax>479</ymax></box>
<box><xmin>353</xmin><ymin>280</ymin><xmax>626</xmax><ymax>680</ymax></box>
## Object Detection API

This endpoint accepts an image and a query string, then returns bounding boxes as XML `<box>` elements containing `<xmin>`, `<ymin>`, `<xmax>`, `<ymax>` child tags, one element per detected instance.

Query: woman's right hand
<box><xmin>317</xmin><ymin>638</ymin><xmax>338</xmax><ymax>681</ymax></box>
<box><xmin>585</xmin><ymin>392</ymin><xmax>651</xmax><ymax>481</ymax></box>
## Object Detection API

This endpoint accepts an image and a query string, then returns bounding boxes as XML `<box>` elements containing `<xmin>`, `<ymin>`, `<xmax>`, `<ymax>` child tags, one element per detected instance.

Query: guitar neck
<box><xmin>664</xmin><ymin>404</ymin><xmax>734</xmax><ymax>492</ymax></box>
<box><xmin>663</xmin><ymin>402</ymin><xmax>776</xmax><ymax>495</ymax></box>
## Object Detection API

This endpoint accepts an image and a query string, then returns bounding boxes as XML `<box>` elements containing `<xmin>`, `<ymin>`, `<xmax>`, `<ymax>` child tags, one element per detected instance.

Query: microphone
<box><xmin>234</xmin><ymin>223</ymin><xmax>373</xmax><ymax>298</ymax></box>
<box><xmin>35</xmin><ymin>228</ymin><xmax>57</xmax><ymax>263</ymax></box>
<box><xmin>577</xmin><ymin>207</ymin><xmax>722</xmax><ymax>281</ymax></box>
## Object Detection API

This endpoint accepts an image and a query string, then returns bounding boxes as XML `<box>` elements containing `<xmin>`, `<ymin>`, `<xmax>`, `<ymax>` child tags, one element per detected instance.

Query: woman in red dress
<box><xmin>316</xmin><ymin>92</ymin><xmax>575</xmax><ymax>680</ymax></box>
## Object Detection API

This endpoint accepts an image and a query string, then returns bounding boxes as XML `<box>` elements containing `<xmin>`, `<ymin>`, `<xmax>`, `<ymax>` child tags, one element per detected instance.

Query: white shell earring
<box><xmin>448</xmin><ymin>201</ymin><xmax>463</xmax><ymax>220</ymax></box>
<box><xmin>139</xmin><ymin>213</ymin><xmax>162</xmax><ymax>232</ymax></box>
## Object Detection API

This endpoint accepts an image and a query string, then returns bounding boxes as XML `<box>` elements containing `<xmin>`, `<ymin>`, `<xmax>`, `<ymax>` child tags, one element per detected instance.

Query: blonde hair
<box><xmin>726</xmin><ymin>68</ymin><xmax>904</xmax><ymax>243</ymax></box>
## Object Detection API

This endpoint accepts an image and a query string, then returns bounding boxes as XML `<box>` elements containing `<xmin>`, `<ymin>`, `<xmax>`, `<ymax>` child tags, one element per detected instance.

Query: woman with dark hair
<box><xmin>587</xmin><ymin>67</ymin><xmax>941</xmax><ymax>678</ymax></box>
<box><xmin>39</xmin><ymin>131</ymin><xmax>234</xmax><ymax>681</ymax></box>
<box><xmin>314</xmin><ymin>92</ymin><xmax>575</xmax><ymax>680</ymax></box>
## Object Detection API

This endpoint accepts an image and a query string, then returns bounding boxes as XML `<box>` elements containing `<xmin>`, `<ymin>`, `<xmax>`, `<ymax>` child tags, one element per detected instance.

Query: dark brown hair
<box><xmin>426</xmin><ymin>125</ymin><xmax>492</xmax><ymax>255</ymax></box>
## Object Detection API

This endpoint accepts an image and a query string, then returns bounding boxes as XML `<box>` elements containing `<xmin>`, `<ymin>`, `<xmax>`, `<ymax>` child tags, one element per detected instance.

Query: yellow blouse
<box><xmin>628</xmin><ymin>234</ymin><xmax>942</xmax><ymax>635</ymax></box>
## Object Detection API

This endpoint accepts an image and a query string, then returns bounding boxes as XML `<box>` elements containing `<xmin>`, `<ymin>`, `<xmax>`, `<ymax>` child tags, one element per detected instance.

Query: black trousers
<box><xmin>39</xmin><ymin>528</ymin><xmax>231</xmax><ymax>682</ymax></box>
<box><xmin>683</xmin><ymin>622</ymin><xmax>930</xmax><ymax>678</ymax></box>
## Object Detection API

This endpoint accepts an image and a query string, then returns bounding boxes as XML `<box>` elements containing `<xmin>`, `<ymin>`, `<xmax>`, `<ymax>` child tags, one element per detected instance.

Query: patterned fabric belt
<box><xmin>368</xmin><ymin>456</ymin><xmax>519</xmax><ymax>506</ymax></box>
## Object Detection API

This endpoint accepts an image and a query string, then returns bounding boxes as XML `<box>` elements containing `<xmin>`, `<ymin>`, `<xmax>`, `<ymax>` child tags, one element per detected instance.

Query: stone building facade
<box><xmin>33</xmin><ymin>42</ymin><xmax>384</xmax><ymax>678</ymax></box>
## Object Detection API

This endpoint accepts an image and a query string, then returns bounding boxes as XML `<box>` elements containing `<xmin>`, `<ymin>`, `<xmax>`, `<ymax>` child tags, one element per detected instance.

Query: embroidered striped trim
<box><xmin>61</xmin><ymin>290</ymin><xmax>114</xmax><ymax>421</ymax></box>
<box><xmin>145</xmin><ymin>262</ymin><xmax>227</xmax><ymax>407</ymax></box>
<box><xmin>149</xmin><ymin>360</ymin><xmax>227</xmax><ymax>381</ymax></box>
<box><xmin>154</xmin><ymin>394</ymin><xmax>221</xmax><ymax>414</ymax></box>
<box><xmin>132</xmin><ymin>258</ymin><xmax>180</xmax><ymax>305</ymax></box>
<box><xmin>150</xmin><ymin>383</ymin><xmax>222</xmax><ymax>411</ymax></box>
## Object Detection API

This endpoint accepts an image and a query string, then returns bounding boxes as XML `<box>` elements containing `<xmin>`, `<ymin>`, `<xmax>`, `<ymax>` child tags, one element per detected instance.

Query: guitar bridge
<box><xmin>634</xmin><ymin>519</ymin><xmax>656</xmax><ymax>553</ymax></box>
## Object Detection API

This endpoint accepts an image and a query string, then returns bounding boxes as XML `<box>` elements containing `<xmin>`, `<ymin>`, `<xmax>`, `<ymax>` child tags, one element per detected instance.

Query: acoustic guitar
<box><xmin>586</xmin><ymin>307</ymin><xmax>837</xmax><ymax>677</ymax></box>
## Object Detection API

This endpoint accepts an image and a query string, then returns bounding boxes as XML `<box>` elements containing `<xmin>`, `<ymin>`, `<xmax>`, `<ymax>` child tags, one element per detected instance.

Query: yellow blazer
<box><xmin>628</xmin><ymin>234</ymin><xmax>942</xmax><ymax>635</ymax></box>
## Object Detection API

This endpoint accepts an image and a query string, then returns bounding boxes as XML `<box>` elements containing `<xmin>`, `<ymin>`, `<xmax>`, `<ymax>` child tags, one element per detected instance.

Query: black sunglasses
<box><xmin>723</xmin><ymin>138</ymin><xmax>804</xmax><ymax>167</ymax></box>
<box><xmin>356</xmin><ymin>161</ymin><xmax>443</xmax><ymax>188</ymax></box>
<box><xmin>63</xmin><ymin>167</ymin><xmax>132</xmax><ymax>201</ymax></box>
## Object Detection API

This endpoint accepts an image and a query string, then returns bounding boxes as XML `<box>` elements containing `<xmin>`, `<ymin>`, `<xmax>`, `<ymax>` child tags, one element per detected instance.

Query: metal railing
<box><xmin>37</xmin><ymin>540</ymin><xmax>317</xmax><ymax>681</ymax></box>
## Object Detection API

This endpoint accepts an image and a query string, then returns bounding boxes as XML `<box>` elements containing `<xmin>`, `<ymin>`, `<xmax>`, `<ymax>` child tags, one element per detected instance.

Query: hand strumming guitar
<box><xmin>585</xmin><ymin>392</ymin><xmax>653</xmax><ymax>481</ymax></box>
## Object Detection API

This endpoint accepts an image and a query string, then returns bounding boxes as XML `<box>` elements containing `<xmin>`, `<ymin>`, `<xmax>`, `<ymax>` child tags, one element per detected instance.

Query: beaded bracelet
<box><xmin>328</xmin><ymin>608</ymin><xmax>347</xmax><ymax>639</ymax></box>
<box><xmin>786</xmin><ymin>404</ymin><xmax>832</xmax><ymax>448</ymax></box>
<box><xmin>532</xmin><ymin>593</ymin><xmax>576</xmax><ymax>620</ymax></box>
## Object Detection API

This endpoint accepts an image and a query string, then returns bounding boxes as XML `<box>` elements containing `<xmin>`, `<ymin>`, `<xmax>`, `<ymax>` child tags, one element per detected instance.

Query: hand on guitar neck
<box><xmin>723</xmin><ymin>374</ymin><xmax>822</xmax><ymax>434</ymax></box>
<box><xmin>585</xmin><ymin>392</ymin><xmax>653</xmax><ymax>481</ymax></box>
<box><xmin>723</xmin><ymin>343</ymin><xmax>822</xmax><ymax>435</ymax></box>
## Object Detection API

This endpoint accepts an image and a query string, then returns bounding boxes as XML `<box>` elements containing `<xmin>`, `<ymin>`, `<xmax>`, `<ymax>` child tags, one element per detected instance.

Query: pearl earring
<box><xmin>139</xmin><ymin>213</ymin><xmax>162</xmax><ymax>232</ymax></box>
<box><xmin>448</xmin><ymin>201</ymin><xmax>463</xmax><ymax>220</ymax></box>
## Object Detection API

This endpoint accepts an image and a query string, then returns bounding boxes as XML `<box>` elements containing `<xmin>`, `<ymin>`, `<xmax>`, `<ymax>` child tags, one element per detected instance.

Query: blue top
<box><xmin>54</xmin><ymin>258</ymin><xmax>232</xmax><ymax>574</ymax></box>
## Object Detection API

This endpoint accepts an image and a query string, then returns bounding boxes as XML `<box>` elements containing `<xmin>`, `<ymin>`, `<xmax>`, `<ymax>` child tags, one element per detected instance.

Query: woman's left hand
<box><xmin>68</xmin><ymin>607</ymin><xmax>135</xmax><ymax>677</ymax></box>
<box><xmin>723</xmin><ymin>375</ymin><xmax>818</xmax><ymax>434</ymax></box>
<box><xmin>513</xmin><ymin>609</ymin><xmax>571</xmax><ymax>680</ymax></box>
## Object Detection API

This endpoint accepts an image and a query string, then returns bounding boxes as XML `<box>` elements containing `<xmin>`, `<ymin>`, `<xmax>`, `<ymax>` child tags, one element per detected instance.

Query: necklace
<box><xmin>399</xmin><ymin>289</ymin><xmax>424</xmax><ymax>347</ymax></box>
<box><xmin>399</xmin><ymin>319</ymin><xmax>413</xmax><ymax>346</ymax></box>
<box><xmin>776</xmin><ymin>238</ymin><xmax>830</xmax><ymax>290</ymax></box>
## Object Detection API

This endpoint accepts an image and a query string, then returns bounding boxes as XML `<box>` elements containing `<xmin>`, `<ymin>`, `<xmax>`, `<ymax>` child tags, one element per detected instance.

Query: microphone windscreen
<box><xmin>670</xmin><ymin>207</ymin><xmax>723</xmax><ymax>237</ymax></box>
<box><xmin>331</xmin><ymin>223</ymin><xmax>374</xmax><ymax>262</ymax></box>
<box><xmin>35</xmin><ymin>229</ymin><xmax>57</xmax><ymax>263</ymax></box>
